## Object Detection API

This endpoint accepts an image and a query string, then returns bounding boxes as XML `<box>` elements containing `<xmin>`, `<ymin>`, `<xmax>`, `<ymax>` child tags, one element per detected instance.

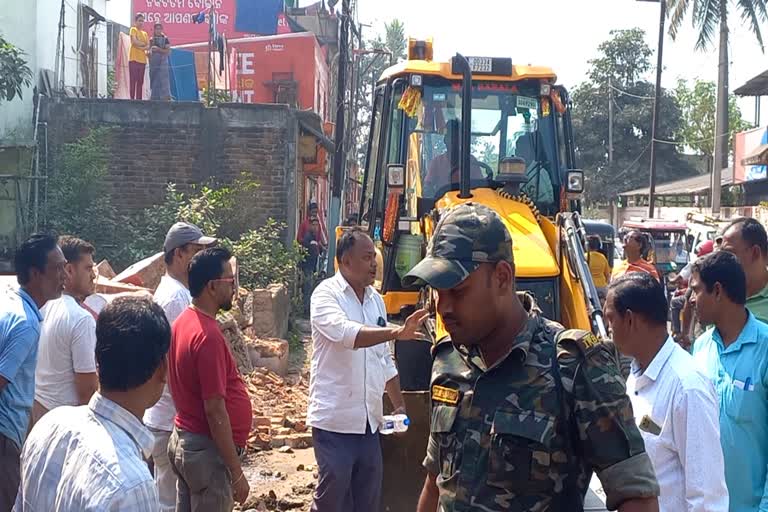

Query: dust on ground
<box><xmin>238</xmin><ymin>318</ymin><xmax>317</xmax><ymax>512</ymax></box>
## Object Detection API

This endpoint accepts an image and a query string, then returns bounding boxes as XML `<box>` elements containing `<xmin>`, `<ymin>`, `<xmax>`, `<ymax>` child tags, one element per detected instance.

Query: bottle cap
<box><xmin>404</xmin><ymin>417</ymin><xmax>410</xmax><ymax>426</ymax></box>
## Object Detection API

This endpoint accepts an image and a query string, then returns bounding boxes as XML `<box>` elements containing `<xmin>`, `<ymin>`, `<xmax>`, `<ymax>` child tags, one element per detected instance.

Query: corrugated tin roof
<box><xmin>618</xmin><ymin>168</ymin><xmax>733</xmax><ymax>197</ymax></box>
<box><xmin>735</xmin><ymin>70</ymin><xmax>768</xmax><ymax>96</ymax></box>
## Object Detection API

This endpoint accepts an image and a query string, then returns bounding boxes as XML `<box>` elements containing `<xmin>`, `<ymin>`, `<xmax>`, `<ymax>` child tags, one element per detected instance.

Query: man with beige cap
<box><xmin>144</xmin><ymin>222</ymin><xmax>216</xmax><ymax>512</ymax></box>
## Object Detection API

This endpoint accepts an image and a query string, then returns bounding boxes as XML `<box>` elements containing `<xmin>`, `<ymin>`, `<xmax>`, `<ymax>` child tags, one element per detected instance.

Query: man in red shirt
<box><xmin>167</xmin><ymin>247</ymin><xmax>252</xmax><ymax>511</ymax></box>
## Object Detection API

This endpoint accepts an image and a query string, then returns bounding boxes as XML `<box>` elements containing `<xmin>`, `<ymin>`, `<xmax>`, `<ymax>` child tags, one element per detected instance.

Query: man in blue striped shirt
<box><xmin>691</xmin><ymin>251</ymin><xmax>768</xmax><ymax>512</ymax></box>
<box><xmin>0</xmin><ymin>234</ymin><xmax>65</xmax><ymax>510</ymax></box>
<box><xmin>14</xmin><ymin>297</ymin><xmax>171</xmax><ymax>512</ymax></box>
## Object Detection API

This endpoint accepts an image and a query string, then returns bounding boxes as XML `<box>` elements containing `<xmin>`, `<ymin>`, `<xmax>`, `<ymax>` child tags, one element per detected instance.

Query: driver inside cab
<box><xmin>422</xmin><ymin>119</ymin><xmax>488</xmax><ymax>196</ymax></box>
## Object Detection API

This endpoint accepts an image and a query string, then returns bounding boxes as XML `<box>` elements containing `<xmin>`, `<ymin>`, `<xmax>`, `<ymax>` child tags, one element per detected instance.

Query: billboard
<box><xmin>131</xmin><ymin>0</ymin><xmax>284</xmax><ymax>46</ymax></box>
<box><xmin>734</xmin><ymin>126</ymin><xmax>768</xmax><ymax>183</ymax></box>
<box><xmin>177</xmin><ymin>32</ymin><xmax>331</xmax><ymax>121</ymax></box>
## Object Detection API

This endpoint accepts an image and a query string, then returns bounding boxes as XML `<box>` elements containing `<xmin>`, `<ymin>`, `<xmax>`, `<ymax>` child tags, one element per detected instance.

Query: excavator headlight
<box><xmin>566</xmin><ymin>170</ymin><xmax>584</xmax><ymax>194</ymax></box>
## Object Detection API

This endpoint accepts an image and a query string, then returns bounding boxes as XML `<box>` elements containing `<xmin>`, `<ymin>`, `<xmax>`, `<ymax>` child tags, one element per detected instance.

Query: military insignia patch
<box><xmin>432</xmin><ymin>385</ymin><xmax>459</xmax><ymax>405</ymax></box>
<box><xmin>581</xmin><ymin>332</ymin><xmax>600</xmax><ymax>349</ymax></box>
<box><xmin>557</xmin><ymin>329</ymin><xmax>603</xmax><ymax>355</ymax></box>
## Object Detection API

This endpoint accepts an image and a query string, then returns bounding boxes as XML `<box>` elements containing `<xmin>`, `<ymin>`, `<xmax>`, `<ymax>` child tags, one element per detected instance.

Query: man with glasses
<box><xmin>167</xmin><ymin>247</ymin><xmax>252</xmax><ymax>511</ymax></box>
<box><xmin>614</xmin><ymin>230</ymin><xmax>659</xmax><ymax>281</ymax></box>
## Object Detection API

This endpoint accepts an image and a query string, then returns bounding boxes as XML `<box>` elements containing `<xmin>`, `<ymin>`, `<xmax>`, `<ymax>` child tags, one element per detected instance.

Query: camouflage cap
<box><xmin>403</xmin><ymin>203</ymin><xmax>512</xmax><ymax>289</ymax></box>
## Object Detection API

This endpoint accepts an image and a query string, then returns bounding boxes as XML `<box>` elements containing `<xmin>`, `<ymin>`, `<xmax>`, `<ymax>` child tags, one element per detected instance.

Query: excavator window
<box><xmin>407</xmin><ymin>77</ymin><xmax>562</xmax><ymax>215</ymax></box>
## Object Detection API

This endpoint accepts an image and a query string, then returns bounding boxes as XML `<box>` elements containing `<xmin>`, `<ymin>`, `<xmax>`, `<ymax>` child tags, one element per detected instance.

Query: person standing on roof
<box><xmin>613</xmin><ymin>230</ymin><xmax>660</xmax><ymax>281</ymax></box>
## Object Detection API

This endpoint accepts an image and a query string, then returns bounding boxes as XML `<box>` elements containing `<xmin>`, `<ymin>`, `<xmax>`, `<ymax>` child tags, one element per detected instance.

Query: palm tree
<box><xmin>667</xmin><ymin>0</ymin><xmax>768</xmax><ymax>213</ymax></box>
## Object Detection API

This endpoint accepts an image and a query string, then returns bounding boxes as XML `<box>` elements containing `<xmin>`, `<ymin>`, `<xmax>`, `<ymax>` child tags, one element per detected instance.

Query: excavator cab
<box><xmin>351</xmin><ymin>40</ymin><xmax>604</xmax><ymax>511</ymax></box>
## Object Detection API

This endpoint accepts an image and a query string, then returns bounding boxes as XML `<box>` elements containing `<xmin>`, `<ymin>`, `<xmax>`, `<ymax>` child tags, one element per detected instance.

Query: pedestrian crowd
<box><xmin>2</xmin><ymin>207</ymin><xmax>768</xmax><ymax>512</ymax></box>
<box><xmin>1</xmin><ymin>222</ymin><xmax>254</xmax><ymax>512</ymax></box>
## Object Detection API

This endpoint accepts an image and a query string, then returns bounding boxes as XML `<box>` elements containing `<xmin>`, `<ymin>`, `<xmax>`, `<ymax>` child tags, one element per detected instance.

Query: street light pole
<box><xmin>646</xmin><ymin>0</ymin><xmax>666</xmax><ymax>218</ymax></box>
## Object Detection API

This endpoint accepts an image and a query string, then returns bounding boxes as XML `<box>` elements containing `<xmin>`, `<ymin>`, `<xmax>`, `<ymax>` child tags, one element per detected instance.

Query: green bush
<box><xmin>45</xmin><ymin>127</ymin><xmax>127</xmax><ymax>266</ymax></box>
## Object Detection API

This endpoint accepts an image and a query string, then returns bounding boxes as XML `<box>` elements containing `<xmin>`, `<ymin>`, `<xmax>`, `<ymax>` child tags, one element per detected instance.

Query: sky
<box><xmin>109</xmin><ymin>0</ymin><xmax>768</xmax><ymax>122</ymax></box>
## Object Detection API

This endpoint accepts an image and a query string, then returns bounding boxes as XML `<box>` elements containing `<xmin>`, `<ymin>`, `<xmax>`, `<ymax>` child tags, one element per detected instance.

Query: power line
<box><xmin>608</xmin><ymin>83</ymin><xmax>655</xmax><ymax>100</ymax></box>
<box><xmin>653</xmin><ymin>128</ymin><xmax>743</xmax><ymax>146</ymax></box>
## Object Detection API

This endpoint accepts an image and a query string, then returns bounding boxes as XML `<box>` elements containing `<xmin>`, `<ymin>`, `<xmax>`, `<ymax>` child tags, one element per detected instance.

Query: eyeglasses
<box><xmin>212</xmin><ymin>277</ymin><xmax>235</xmax><ymax>283</ymax></box>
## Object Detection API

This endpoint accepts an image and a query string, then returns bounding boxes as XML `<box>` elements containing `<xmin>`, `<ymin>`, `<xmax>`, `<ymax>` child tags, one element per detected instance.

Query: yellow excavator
<box><xmin>343</xmin><ymin>38</ymin><xmax>606</xmax><ymax>510</ymax></box>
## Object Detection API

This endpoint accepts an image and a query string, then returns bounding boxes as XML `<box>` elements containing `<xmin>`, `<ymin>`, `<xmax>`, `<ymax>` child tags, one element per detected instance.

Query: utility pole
<box><xmin>326</xmin><ymin>0</ymin><xmax>350</xmax><ymax>275</ymax></box>
<box><xmin>711</xmin><ymin>7</ymin><xmax>729</xmax><ymax>215</ymax></box>
<box><xmin>608</xmin><ymin>76</ymin><xmax>614</xmax><ymax>166</ymax></box>
<box><xmin>54</xmin><ymin>0</ymin><xmax>66</xmax><ymax>92</ymax></box>
<box><xmin>646</xmin><ymin>0</ymin><xmax>666</xmax><ymax>219</ymax></box>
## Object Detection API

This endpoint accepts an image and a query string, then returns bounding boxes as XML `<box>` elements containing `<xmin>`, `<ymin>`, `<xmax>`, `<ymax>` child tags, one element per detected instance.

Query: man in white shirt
<box><xmin>309</xmin><ymin>228</ymin><xmax>427</xmax><ymax>512</ymax></box>
<box><xmin>33</xmin><ymin>236</ymin><xmax>98</xmax><ymax>424</ymax></box>
<box><xmin>604</xmin><ymin>272</ymin><xmax>728</xmax><ymax>511</ymax></box>
<box><xmin>15</xmin><ymin>296</ymin><xmax>170</xmax><ymax>512</ymax></box>
<box><xmin>144</xmin><ymin>222</ymin><xmax>215</xmax><ymax>512</ymax></box>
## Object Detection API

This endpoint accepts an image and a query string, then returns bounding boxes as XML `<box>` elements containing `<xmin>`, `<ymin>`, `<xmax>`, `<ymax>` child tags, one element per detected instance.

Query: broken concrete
<box><xmin>96</xmin><ymin>260</ymin><xmax>117</xmax><ymax>279</ymax></box>
<box><xmin>248</xmin><ymin>284</ymin><xmax>290</xmax><ymax>339</ymax></box>
<box><xmin>113</xmin><ymin>252</ymin><xmax>166</xmax><ymax>290</ymax></box>
<box><xmin>219</xmin><ymin>312</ymin><xmax>254</xmax><ymax>375</ymax></box>
<box><xmin>248</xmin><ymin>338</ymin><xmax>290</xmax><ymax>375</ymax></box>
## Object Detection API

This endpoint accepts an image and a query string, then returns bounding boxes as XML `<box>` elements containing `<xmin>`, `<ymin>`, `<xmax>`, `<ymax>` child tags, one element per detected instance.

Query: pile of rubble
<box><xmin>245</xmin><ymin>367</ymin><xmax>312</xmax><ymax>452</ymax></box>
<box><xmin>82</xmin><ymin>252</ymin><xmax>310</xmax><ymax>456</ymax></box>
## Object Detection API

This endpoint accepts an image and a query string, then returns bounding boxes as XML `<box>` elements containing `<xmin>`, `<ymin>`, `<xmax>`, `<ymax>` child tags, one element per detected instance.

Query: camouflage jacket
<box><xmin>424</xmin><ymin>297</ymin><xmax>659</xmax><ymax>511</ymax></box>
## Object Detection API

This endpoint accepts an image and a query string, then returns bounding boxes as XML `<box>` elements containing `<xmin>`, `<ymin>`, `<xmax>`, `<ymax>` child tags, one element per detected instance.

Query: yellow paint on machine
<box><xmin>435</xmin><ymin>189</ymin><xmax>560</xmax><ymax>278</ymax></box>
<box><xmin>378</xmin><ymin>60</ymin><xmax>557</xmax><ymax>85</ymax></box>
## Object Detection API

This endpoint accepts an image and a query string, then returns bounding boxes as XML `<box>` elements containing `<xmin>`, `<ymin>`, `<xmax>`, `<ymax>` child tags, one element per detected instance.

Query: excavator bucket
<box><xmin>381</xmin><ymin>390</ymin><xmax>431</xmax><ymax>512</ymax></box>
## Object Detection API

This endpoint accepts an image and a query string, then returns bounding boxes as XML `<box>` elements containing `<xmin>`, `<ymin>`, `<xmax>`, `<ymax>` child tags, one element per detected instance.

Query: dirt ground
<box><xmin>238</xmin><ymin>319</ymin><xmax>317</xmax><ymax>512</ymax></box>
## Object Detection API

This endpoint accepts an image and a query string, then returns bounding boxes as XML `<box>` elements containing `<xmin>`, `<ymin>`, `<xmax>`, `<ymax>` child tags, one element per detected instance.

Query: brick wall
<box><xmin>44</xmin><ymin>98</ymin><xmax>300</xmax><ymax>239</ymax></box>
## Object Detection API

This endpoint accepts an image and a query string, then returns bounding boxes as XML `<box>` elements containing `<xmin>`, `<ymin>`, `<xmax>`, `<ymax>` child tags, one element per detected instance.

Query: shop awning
<box><xmin>742</xmin><ymin>143</ymin><xmax>768</xmax><ymax>166</ymax></box>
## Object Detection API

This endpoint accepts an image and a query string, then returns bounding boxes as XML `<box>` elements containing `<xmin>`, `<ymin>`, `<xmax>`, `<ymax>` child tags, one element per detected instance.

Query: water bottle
<box><xmin>380</xmin><ymin>414</ymin><xmax>410</xmax><ymax>435</ymax></box>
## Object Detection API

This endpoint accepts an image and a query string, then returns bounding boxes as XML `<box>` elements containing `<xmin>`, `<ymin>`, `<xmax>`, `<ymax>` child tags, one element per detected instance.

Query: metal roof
<box><xmin>618</xmin><ymin>167</ymin><xmax>733</xmax><ymax>197</ymax></box>
<box><xmin>734</xmin><ymin>69</ymin><xmax>768</xmax><ymax>96</ymax></box>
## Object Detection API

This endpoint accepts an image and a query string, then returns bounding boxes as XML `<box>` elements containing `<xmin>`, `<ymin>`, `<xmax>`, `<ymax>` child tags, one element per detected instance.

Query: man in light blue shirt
<box><xmin>15</xmin><ymin>297</ymin><xmax>171</xmax><ymax>512</ymax></box>
<box><xmin>690</xmin><ymin>250</ymin><xmax>768</xmax><ymax>512</ymax></box>
<box><xmin>0</xmin><ymin>234</ymin><xmax>65</xmax><ymax>510</ymax></box>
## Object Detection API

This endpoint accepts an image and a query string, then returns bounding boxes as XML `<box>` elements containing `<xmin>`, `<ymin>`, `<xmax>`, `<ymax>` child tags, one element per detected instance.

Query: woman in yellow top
<box><xmin>129</xmin><ymin>14</ymin><xmax>149</xmax><ymax>100</ymax></box>
<box><xmin>587</xmin><ymin>236</ymin><xmax>611</xmax><ymax>300</ymax></box>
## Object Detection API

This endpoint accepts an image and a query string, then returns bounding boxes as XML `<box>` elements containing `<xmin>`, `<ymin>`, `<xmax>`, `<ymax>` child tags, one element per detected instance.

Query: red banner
<box><xmin>132</xmin><ymin>0</ymin><xmax>247</xmax><ymax>46</ymax></box>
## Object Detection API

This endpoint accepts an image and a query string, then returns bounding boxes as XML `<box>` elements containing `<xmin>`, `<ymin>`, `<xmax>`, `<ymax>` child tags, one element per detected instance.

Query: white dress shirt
<box><xmin>14</xmin><ymin>393</ymin><xmax>158</xmax><ymax>512</ymax></box>
<box><xmin>627</xmin><ymin>337</ymin><xmax>729</xmax><ymax>512</ymax></box>
<box><xmin>144</xmin><ymin>274</ymin><xmax>191</xmax><ymax>431</ymax></box>
<box><xmin>308</xmin><ymin>271</ymin><xmax>399</xmax><ymax>434</ymax></box>
<box><xmin>35</xmin><ymin>294</ymin><xmax>97</xmax><ymax>410</ymax></box>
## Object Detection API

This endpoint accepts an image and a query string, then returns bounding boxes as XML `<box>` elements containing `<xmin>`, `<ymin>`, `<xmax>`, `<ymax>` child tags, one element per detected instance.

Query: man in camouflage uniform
<box><xmin>404</xmin><ymin>203</ymin><xmax>660</xmax><ymax>512</ymax></box>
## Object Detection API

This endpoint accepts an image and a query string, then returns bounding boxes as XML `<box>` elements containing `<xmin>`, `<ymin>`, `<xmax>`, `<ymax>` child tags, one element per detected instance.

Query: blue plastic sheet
<box><xmin>169</xmin><ymin>49</ymin><xmax>199</xmax><ymax>102</ymax></box>
<box><xmin>235</xmin><ymin>0</ymin><xmax>283</xmax><ymax>35</ymax></box>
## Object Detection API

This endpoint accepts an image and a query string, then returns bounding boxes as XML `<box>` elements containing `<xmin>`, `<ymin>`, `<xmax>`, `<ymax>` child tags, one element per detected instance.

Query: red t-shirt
<box><xmin>169</xmin><ymin>307</ymin><xmax>252</xmax><ymax>447</ymax></box>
